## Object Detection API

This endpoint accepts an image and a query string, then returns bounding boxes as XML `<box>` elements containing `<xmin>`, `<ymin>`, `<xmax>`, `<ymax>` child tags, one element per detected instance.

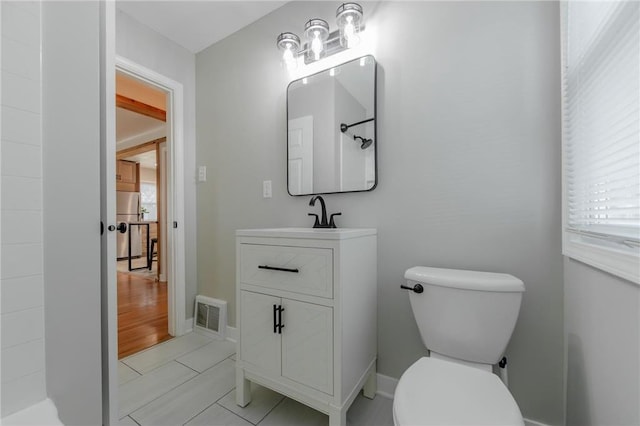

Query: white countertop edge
<box><xmin>236</xmin><ymin>227</ymin><xmax>377</xmax><ymax>240</ymax></box>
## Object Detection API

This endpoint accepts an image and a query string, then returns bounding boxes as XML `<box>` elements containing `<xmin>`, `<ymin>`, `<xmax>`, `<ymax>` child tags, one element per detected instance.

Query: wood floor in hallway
<box><xmin>118</xmin><ymin>272</ymin><xmax>171</xmax><ymax>359</ymax></box>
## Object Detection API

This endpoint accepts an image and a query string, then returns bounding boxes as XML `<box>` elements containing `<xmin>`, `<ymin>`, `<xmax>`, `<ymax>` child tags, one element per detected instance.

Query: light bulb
<box><xmin>282</xmin><ymin>44</ymin><xmax>297</xmax><ymax>70</ymax></box>
<box><xmin>303</xmin><ymin>19</ymin><xmax>329</xmax><ymax>62</ymax></box>
<box><xmin>336</xmin><ymin>3</ymin><xmax>363</xmax><ymax>49</ymax></box>
<box><xmin>344</xmin><ymin>16</ymin><xmax>355</xmax><ymax>46</ymax></box>
<box><xmin>276</xmin><ymin>33</ymin><xmax>300</xmax><ymax>71</ymax></box>
<box><xmin>311</xmin><ymin>31</ymin><xmax>323</xmax><ymax>61</ymax></box>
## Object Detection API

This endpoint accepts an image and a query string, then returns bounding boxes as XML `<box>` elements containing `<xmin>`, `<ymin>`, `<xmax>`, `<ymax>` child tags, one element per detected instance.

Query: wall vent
<box><xmin>194</xmin><ymin>295</ymin><xmax>227</xmax><ymax>339</ymax></box>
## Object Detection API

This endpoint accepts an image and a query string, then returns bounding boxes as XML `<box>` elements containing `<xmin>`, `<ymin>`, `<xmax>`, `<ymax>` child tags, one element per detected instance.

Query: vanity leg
<box><xmin>328</xmin><ymin>406</ymin><xmax>346</xmax><ymax>426</ymax></box>
<box><xmin>363</xmin><ymin>368</ymin><xmax>377</xmax><ymax>399</ymax></box>
<box><xmin>235</xmin><ymin>368</ymin><xmax>251</xmax><ymax>407</ymax></box>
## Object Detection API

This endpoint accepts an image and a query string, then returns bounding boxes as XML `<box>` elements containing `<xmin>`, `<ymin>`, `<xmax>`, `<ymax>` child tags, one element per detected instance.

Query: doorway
<box><xmin>112</xmin><ymin>60</ymin><xmax>186</xmax><ymax>359</ymax></box>
<box><xmin>114</xmin><ymin>70</ymin><xmax>169</xmax><ymax>358</ymax></box>
<box><xmin>115</xmin><ymin>82</ymin><xmax>166</xmax><ymax>358</ymax></box>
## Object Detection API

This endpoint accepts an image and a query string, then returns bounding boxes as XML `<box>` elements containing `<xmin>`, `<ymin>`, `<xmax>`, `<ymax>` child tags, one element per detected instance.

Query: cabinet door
<box><xmin>240</xmin><ymin>291</ymin><xmax>281</xmax><ymax>374</ymax></box>
<box><xmin>281</xmin><ymin>299</ymin><xmax>333</xmax><ymax>395</ymax></box>
<box><xmin>118</xmin><ymin>160</ymin><xmax>136</xmax><ymax>183</ymax></box>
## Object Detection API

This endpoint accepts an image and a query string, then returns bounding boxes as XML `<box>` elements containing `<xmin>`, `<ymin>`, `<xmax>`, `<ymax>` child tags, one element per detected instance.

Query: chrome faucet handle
<box><xmin>308</xmin><ymin>213</ymin><xmax>320</xmax><ymax>228</ymax></box>
<box><xmin>329</xmin><ymin>213</ymin><xmax>341</xmax><ymax>228</ymax></box>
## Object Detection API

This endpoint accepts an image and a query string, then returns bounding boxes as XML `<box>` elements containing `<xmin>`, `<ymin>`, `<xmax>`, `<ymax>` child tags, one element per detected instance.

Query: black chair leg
<box><xmin>148</xmin><ymin>238</ymin><xmax>157</xmax><ymax>270</ymax></box>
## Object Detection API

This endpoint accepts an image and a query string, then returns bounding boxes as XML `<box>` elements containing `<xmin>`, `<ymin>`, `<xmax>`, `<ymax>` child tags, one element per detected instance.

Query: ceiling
<box><xmin>116</xmin><ymin>107</ymin><xmax>166</xmax><ymax>150</ymax></box>
<box><xmin>116</xmin><ymin>1</ymin><xmax>288</xmax><ymax>53</ymax></box>
<box><xmin>124</xmin><ymin>150</ymin><xmax>157</xmax><ymax>169</ymax></box>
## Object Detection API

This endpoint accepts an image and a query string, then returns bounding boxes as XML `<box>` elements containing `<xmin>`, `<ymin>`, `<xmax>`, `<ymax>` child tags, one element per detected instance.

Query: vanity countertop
<box><xmin>236</xmin><ymin>227</ymin><xmax>377</xmax><ymax>240</ymax></box>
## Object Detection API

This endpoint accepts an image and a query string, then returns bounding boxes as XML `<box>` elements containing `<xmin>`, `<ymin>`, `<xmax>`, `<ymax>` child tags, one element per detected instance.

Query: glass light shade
<box><xmin>336</xmin><ymin>3</ymin><xmax>363</xmax><ymax>48</ymax></box>
<box><xmin>276</xmin><ymin>32</ymin><xmax>300</xmax><ymax>70</ymax></box>
<box><xmin>304</xmin><ymin>19</ymin><xmax>329</xmax><ymax>62</ymax></box>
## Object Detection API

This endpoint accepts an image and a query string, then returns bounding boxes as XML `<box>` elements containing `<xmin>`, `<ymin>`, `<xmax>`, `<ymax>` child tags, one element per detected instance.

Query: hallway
<box><xmin>118</xmin><ymin>272</ymin><xmax>171</xmax><ymax>359</ymax></box>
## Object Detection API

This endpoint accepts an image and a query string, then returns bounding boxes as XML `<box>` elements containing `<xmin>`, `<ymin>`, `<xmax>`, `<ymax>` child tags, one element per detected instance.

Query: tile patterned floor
<box><xmin>118</xmin><ymin>333</ymin><xmax>394</xmax><ymax>426</ymax></box>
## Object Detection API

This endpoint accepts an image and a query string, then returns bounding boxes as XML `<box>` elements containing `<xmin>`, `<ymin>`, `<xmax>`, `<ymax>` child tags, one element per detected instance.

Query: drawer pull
<box><xmin>258</xmin><ymin>265</ymin><xmax>299</xmax><ymax>273</ymax></box>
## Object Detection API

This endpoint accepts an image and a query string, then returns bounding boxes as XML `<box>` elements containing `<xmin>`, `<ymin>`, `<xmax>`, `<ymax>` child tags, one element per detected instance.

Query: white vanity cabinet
<box><xmin>236</xmin><ymin>228</ymin><xmax>377</xmax><ymax>426</ymax></box>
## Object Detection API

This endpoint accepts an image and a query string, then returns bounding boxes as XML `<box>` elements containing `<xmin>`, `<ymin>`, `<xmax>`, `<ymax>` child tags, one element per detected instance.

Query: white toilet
<box><xmin>393</xmin><ymin>266</ymin><xmax>526</xmax><ymax>426</ymax></box>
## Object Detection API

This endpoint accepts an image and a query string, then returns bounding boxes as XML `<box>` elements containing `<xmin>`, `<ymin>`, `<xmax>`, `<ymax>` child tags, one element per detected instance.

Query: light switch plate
<box><xmin>263</xmin><ymin>180</ymin><xmax>272</xmax><ymax>198</ymax></box>
<box><xmin>198</xmin><ymin>166</ymin><xmax>207</xmax><ymax>182</ymax></box>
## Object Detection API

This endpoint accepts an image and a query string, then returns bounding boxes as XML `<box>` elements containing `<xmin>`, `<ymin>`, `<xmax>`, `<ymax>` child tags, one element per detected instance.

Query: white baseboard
<box><xmin>183</xmin><ymin>317</ymin><xmax>193</xmax><ymax>334</ymax></box>
<box><xmin>375</xmin><ymin>373</ymin><xmax>398</xmax><ymax>399</ymax></box>
<box><xmin>225</xmin><ymin>325</ymin><xmax>237</xmax><ymax>343</ymax></box>
<box><xmin>523</xmin><ymin>419</ymin><xmax>551</xmax><ymax>426</ymax></box>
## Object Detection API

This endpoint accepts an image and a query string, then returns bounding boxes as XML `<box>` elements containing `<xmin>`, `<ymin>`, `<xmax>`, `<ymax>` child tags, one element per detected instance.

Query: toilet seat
<box><xmin>393</xmin><ymin>357</ymin><xmax>524</xmax><ymax>426</ymax></box>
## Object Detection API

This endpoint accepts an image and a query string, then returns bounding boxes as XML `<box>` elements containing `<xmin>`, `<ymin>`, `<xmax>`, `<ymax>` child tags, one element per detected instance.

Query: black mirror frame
<box><xmin>286</xmin><ymin>54</ymin><xmax>378</xmax><ymax>197</ymax></box>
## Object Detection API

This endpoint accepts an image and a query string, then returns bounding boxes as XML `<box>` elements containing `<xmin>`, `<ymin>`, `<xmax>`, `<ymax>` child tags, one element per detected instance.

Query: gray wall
<box><xmin>195</xmin><ymin>2</ymin><xmax>563</xmax><ymax>424</ymax></box>
<box><xmin>116</xmin><ymin>10</ymin><xmax>198</xmax><ymax>319</ymax></box>
<box><xmin>42</xmin><ymin>2</ymin><xmax>103</xmax><ymax>424</ymax></box>
<box><xmin>565</xmin><ymin>259</ymin><xmax>640</xmax><ymax>426</ymax></box>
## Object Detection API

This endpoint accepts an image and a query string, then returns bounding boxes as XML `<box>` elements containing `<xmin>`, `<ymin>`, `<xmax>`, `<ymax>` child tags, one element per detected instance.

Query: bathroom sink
<box><xmin>236</xmin><ymin>227</ymin><xmax>376</xmax><ymax>240</ymax></box>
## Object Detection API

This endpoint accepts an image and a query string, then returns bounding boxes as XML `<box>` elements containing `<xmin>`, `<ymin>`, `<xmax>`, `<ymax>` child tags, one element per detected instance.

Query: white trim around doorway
<box><xmin>115</xmin><ymin>56</ymin><xmax>187</xmax><ymax>337</ymax></box>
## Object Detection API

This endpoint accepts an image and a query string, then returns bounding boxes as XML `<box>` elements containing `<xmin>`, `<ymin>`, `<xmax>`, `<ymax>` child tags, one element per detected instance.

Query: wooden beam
<box><xmin>116</xmin><ymin>137</ymin><xmax>166</xmax><ymax>160</ymax></box>
<box><xmin>116</xmin><ymin>94</ymin><xmax>166</xmax><ymax>122</ymax></box>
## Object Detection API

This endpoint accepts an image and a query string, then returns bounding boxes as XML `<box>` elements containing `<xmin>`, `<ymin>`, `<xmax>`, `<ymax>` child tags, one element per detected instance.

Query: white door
<box><xmin>240</xmin><ymin>291</ymin><xmax>282</xmax><ymax>374</ymax></box>
<box><xmin>281</xmin><ymin>300</ymin><xmax>333</xmax><ymax>395</ymax></box>
<box><xmin>42</xmin><ymin>2</ymin><xmax>116</xmax><ymax>423</ymax></box>
<box><xmin>288</xmin><ymin>115</ymin><xmax>314</xmax><ymax>194</ymax></box>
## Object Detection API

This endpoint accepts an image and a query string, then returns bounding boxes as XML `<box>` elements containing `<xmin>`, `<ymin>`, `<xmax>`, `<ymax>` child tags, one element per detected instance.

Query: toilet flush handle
<box><xmin>400</xmin><ymin>283</ymin><xmax>424</xmax><ymax>294</ymax></box>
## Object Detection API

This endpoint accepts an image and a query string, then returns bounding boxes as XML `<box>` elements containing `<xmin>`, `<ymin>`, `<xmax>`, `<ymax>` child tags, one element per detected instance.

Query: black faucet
<box><xmin>308</xmin><ymin>195</ymin><xmax>341</xmax><ymax>228</ymax></box>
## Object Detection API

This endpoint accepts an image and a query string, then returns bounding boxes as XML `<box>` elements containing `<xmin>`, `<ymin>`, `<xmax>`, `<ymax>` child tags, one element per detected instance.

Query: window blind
<box><xmin>563</xmin><ymin>1</ymin><xmax>640</xmax><ymax>257</ymax></box>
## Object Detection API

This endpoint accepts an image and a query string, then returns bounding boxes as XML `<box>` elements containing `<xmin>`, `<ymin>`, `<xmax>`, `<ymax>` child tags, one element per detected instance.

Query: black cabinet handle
<box><xmin>273</xmin><ymin>304</ymin><xmax>278</xmax><ymax>334</ymax></box>
<box><xmin>400</xmin><ymin>283</ymin><xmax>424</xmax><ymax>294</ymax></box>
<box><xmin>278</xmin><ymin>306</ymin><xmax>285</xmax><ymax>334</ymax></box>
<box><xmin>258</xmin><ymin>265</ymin><xmax>299</xmax><ymax>273</ymax></box>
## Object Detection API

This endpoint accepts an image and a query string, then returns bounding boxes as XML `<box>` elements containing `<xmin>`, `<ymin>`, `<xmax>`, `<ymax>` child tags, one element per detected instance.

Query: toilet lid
<box><xmin>393</xmin><ymin>357</ymin><xmax>524</xmax><ymax>426</ymax></box>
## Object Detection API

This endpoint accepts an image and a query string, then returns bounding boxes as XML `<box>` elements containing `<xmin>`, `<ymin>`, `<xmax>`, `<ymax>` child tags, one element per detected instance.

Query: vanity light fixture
<box><xmin>276</xmin><ymin>32</ymin><xmax>301</xmax><ymax>69</ymax></box>
<box><xmin>336</xmin><ymin>2</ymin><xmax>363</xmax><ymax>48</ymax></box>
<box><xmin>304</xmin><ymin>19</ymin><xmax>330</xmax><ymax>62</ymax></box>
<box><xmin>276</xmin><ymin>2</ymin><xmax>364</xmax><ymax>70</ymax></box>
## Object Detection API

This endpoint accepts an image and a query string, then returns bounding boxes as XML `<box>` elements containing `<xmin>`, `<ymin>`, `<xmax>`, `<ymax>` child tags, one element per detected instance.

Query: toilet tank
<box><xmin>405</xmin><ymin>266</ymin><xmax>525</xmax><ymax>365</ymax></box>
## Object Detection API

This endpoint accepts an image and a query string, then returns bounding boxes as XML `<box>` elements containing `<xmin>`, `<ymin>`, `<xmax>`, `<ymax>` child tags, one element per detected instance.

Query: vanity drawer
<box><xmin>239</xmin><ymin>244</ymin><xmax>333</xmax><ymax>298</ymax></box>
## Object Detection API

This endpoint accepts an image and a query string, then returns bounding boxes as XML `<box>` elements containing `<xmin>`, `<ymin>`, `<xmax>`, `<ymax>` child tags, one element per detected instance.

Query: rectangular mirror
<box><xmin>287</xmin><ymin>55</ymin><xmax>377</xmax><ymax>196</ymax></box>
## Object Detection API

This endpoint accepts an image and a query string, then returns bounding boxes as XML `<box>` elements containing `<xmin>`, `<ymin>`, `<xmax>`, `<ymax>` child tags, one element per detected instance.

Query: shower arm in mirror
<box><xmin>340</xmin><ymin>118</ymin><xmax>374</xmax><ymax>150</ymax></box>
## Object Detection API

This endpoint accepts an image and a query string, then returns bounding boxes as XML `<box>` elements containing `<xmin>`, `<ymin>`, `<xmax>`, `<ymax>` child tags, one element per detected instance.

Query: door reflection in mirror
<box><xmin>287</xmin><ymin>55</ymin><xmax>376</xmax><ymax>196</ymax></box>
